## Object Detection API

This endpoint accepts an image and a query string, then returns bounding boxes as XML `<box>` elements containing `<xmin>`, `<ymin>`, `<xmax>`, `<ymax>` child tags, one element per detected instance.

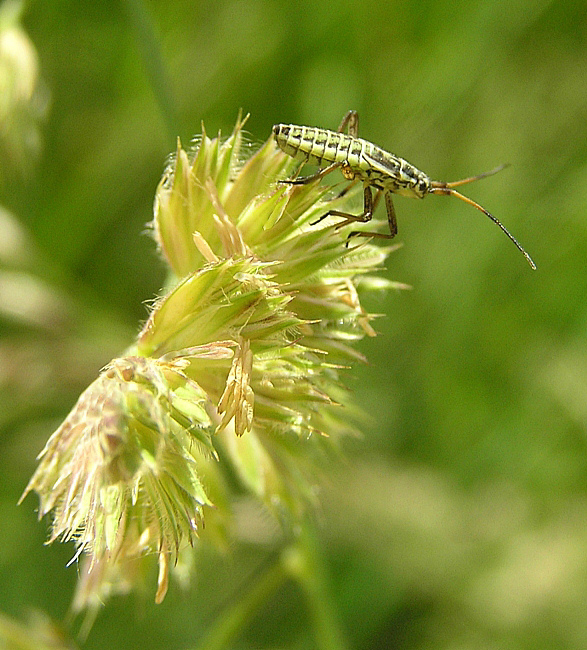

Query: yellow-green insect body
<box><xmin>272</xmin><ymin>111</ymin><xmax>536</xmax><ymax>269</ymax></box>
<box><xmin>273</xmin><ymin>124</ymin><xmax>431</xmax><ymax>199</ymax></box>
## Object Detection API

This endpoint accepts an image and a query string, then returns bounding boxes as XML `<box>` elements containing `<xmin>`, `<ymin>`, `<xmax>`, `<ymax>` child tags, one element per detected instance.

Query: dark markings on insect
<box><xmin>272</xmin><ymin>110</ymin><xmax>536</xmax><ymax>269</ymax></box>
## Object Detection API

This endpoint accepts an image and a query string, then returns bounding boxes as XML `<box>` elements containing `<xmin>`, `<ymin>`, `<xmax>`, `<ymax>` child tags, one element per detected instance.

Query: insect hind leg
<box><xmin>278</xmin><ymin>161</ymin><xmax>342</xmax><ymax>186</ymax></box>
<box><xmin>337</xmin><ymin>110</ymin><xmax>359</xmax><ymax>137</ymax></box>
<box><xmin>311</xmin><ymin>184</ymin><xmax>375</xmax><ymax>228</ymax></box>
<box><xmin>346</xmin><ymin>189</ymin><xmax>397</xmax><ymax>242</ymax></box>
<box><xmin>310</xmin><ymin>184</ymin><xmax>395</xmax><ymax>243</ymax></box>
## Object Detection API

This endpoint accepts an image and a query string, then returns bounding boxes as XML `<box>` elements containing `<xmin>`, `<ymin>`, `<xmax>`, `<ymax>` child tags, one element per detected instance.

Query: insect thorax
<box><xmin>362</xmin><ymin>143</ymin><xmax>430</xmax><ymax>198</ymax></box>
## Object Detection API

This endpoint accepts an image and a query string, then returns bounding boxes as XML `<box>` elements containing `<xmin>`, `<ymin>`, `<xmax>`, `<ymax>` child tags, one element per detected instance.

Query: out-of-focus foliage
<box><xmin>0</xmin><ymin>0</ymin><xmax>46</xmax><ymax>182</ymax></box>
<box><xmin>0</xmin><ymin>610</ymin><xmax>76</xmax><ymax>650</ymax></box>
<box><xmin>1</xmin><ymin>0</ymin><xmax>587</xmax><ymax>649</ymax></box>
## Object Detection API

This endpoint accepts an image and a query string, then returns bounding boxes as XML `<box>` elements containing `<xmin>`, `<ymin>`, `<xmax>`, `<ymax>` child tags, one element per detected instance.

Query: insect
<box><xmin>272</xmin><ymin>111</ymin><xmax>536</xmax><ymax>269</ymax></box>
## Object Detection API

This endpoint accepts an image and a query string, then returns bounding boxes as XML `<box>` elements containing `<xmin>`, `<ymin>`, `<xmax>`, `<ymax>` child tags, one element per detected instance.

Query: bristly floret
<box><xmin>21</xmin><ymin>113</ymin><xmax>400</xmax><ymax>611</ymax></box>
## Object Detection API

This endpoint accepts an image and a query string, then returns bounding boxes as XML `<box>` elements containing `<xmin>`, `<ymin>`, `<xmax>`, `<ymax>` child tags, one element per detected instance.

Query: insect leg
<box><xmin>336</xmin><ymin>177</ymin><xmax>359</xmax><ymax>198</ymax></box>
<box><xmin>311</xmin><ymin>183</ymin><xmax>375</xmax><ymax>228</ymax></box>
<box><xmin>311</xmin><ymin>184</ymin><xmax>393</xmax><ymax>241</ymax></box>
<box><xmin>337</xmin><ymin>110</ymin><xmax>359</xmax><ymax>137</ymax></box>
<box><xmin>346</xmin><ymin>187</ymin><xmax>395</xmax><ymax>241</ymax></box>
<box><xmin>279</xmin><ymin>161</ymin><xmax>342</xmax><ymax>186</ymax></box>
<box><xmin>384</xmin><ymin>191</ymin><xmax>398</xmax><ymax>238</ymax></box>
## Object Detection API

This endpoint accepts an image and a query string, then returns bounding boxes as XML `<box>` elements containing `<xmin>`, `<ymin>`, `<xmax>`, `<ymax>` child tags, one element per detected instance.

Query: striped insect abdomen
<box><xmin>273</xmin><ymin>124</ymin><xmax>360</xmax><ymax>168</ymax></box>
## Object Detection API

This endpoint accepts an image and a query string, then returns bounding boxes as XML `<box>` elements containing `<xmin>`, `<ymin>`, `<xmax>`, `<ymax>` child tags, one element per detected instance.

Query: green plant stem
<box><xmin>192</xmin><ymin>558</ymin><xmax>288</xmax><ymax>650</ymax></box>
<box><xmin>284</xmin><ymin>520</ymin><xmax>350</xmax><ymax>650</ymax></box>
<box><xmin>192</xmin><ymin>520</ymin><xmax>348</xmax><ymax>650</ymax></box>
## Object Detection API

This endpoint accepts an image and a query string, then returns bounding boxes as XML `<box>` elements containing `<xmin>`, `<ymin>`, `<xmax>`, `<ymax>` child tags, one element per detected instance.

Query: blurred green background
<box><xmin>1</xmin><ymin>0</ymin><xmax>587</xmax><ymax>648</ymax></box>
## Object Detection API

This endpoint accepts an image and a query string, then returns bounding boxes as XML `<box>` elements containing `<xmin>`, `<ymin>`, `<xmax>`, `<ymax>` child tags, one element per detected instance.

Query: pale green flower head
<box><xmin>21</xmin><ymin>113</ymin><xmax>398</xmax><ymax>608</ymax></box>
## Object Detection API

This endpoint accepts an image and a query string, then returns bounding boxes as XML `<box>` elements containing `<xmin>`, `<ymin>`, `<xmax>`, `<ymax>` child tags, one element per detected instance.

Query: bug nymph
<box><xmin>273</xmin><ymin>111</ymin><xmax>536</xmax><ymax>270</ymax></box>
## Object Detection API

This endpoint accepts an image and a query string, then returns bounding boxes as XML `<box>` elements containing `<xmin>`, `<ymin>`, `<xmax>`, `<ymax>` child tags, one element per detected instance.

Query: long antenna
<box><xmin>435</xmin><ymin>164</ymin><xmax>509</xmax><ymax>188</ymax></box>
<box><xmin>429</xmin><ymin>168</ymin><xmax>536</xmax><ymax>270</ymax></box>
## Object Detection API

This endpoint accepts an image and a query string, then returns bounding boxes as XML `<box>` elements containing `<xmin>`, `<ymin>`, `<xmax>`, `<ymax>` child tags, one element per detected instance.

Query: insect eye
<box><xmin>419</xmin><ymin>180</ymin><xmax>427</xmax><ymax>193</ymax></box>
